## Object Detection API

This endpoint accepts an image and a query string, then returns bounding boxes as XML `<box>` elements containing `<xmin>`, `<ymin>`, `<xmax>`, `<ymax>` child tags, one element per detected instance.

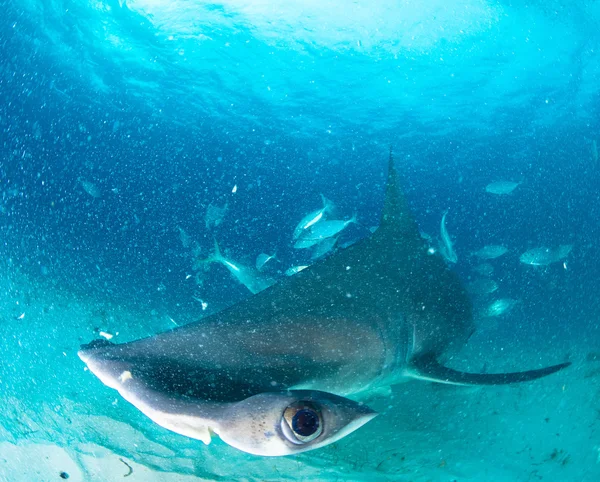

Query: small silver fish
<box><xmin>473</xmin><ymin>263</ymin><xmax>494</xmax><ymax>277</ymax></box>
<box><xmin>205</xmin><ymin>202</ymin><xmax>228</xmax><ymax>229</ymax></box>
<box><xmin>177</xmin><ymin>226</ymin><xmax>191</xmax><ymax>248</ymax></box>
<box><xmin>285</xmin><ymin>265</ymin><xmax>308</xmax><ymax>276</ymax></box>
<box><xmin>79</xmin><ymin>178</ymin><xmax>101</xmax><ymax>198</ymax></box>
<box><xmin>196</xmin><ymin>240</ymin><xmax>274</xmax><ymax>294</ymax></box>
<box><xmin>485</xmin><ymin>181</ymin><xmax>520</xmax><ymax>195</ymax></box>
<box><xmin>520</xmin><ymin>245</ymin><xmax>573</xmax><ymax>266</ymax></box>
<box><xmin>472</xmin><ymin>245</ymin><xmax>508</xmax><ymax>260</ymax></box>
<box><xmin>467</xmin><ymin>278</ymin><xmax>499</xmax><ymax>296</ymax></box>
<box><xmin>484</xmin><ymin>298</ymin><xmax>519</xmax><ymax>317</ymax></box>
<box><xmin>293</xmin><ymin>195</ymin><xmax>334</xmax><ymax>240</ymax></box>
<box><xmin>311</xmin><ymin>236</ymin><xmax>338</xmax><ymax>260</ymax></box>
<box><xmin>294</xmin><ymin>214</ymin><xmax>357</xmax><ymax>249</ymax></box>
<box><xmin>439</xmin><ymin>210</ymin><xmax>457</xmax><ymax>264</ymax></box>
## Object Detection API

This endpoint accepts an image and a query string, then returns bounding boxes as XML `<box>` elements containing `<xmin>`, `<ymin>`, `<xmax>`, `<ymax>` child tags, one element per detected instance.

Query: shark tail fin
<box><xmin>376</xmin><ymin>146</ymin><xmax>422</xmax><ymax>246</ymax></box>
<box><xmin>407</xmin><ymin>352</ymin><xmax>571</xmax><ymax>385</ymax></box>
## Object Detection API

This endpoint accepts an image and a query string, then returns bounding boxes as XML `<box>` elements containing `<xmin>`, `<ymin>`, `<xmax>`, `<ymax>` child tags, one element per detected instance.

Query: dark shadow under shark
<box><xmin>79</xmin><ymin>150</ymin><xmax>570</xmax><ymax>456</ymax></box>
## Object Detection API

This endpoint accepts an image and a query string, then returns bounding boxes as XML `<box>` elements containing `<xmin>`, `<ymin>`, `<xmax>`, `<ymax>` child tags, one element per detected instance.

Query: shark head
<box><xmin>217</xmin><ymin>390</ymin><xmax>377</xmax><ymax>456</ymax></box>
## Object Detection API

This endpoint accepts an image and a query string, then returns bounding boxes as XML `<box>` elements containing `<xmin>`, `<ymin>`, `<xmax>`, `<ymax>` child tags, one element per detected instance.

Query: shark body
<box><xmin>79</xmin><ymin>150</ymin><xmax>569</xmax><ymax>455</ymax></box>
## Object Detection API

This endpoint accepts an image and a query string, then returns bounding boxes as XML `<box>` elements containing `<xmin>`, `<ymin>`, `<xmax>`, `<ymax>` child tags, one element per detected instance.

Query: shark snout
<box><xmin>78</xmin><ymin>342</ymin><xmax>132</xmax><ymax>391</ymax></box>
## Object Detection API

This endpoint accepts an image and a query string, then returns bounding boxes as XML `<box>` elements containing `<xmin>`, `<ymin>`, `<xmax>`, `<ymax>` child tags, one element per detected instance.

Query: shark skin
<box><xmin>79</xmin><ymin>149</ymin><xmax>570</xmax><ymax>455</ymax></box>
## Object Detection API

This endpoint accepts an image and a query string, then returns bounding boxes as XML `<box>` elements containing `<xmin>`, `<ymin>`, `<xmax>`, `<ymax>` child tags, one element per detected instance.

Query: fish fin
<box><xmin>320</xmin><ymin>194</ymin><xmax>333</xmax><ymax>213</ymax></box>
<box><xmin>406</xmin><ymin>352</ymin><xmax>571</xmax><ymax>386</ymax></box>
<box><xmin>212</xmin><ymin>237</ymin><xmax>225</xmax><ymax>262</ymax></box>
<box><xmin>194</xmin><ymin>238</ymin><xmax>223</xmax><ymax>266</ymax></box>
<box><xmin>375</xmin><ymin>146</ymin><xmax>422</xmax><ymax>247</ymax></box>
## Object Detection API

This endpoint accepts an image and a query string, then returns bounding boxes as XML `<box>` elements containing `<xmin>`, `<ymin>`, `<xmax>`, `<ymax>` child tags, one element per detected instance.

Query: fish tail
<box><xmin>195</xmin><ymin>238</ymin><xmax>224</xmax><ymax>266</ymax></box>
<box><xmin>212</xmin><ymin>238</ymin><xmax>224</xmax><ymax>262</ymax></box>
<box><xmin>558</xmin><ymin>244</ymin><xmax>573</xmax><ymax>258</ymax></box>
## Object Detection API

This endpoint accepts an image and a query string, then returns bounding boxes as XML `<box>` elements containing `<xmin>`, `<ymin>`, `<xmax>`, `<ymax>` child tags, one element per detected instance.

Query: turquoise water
<box><xmin>1</xmin><ymin>1</ymin><xmax>600</xmax><ymax>480</ymax></box>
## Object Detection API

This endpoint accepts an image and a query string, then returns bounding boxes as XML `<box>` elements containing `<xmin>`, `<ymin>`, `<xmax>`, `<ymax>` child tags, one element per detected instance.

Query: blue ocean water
<box><xmin>1</xmin><ymin>1</ymin><xmax>599</xmax><ymax>480</ymax></box>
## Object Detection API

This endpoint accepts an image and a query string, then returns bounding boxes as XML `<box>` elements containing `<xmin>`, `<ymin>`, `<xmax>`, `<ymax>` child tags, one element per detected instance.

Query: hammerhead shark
<box><xmin>79</xmin><ymin>150</ymin><xmax>569</xmax><ymax>456</ymax></box>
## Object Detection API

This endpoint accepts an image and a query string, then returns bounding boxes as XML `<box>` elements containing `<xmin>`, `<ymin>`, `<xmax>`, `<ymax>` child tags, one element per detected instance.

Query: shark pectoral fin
<box><xmin>407</xmin><ymin>353</ymin><xmax>571</xmax><ymax>386</ymax></box>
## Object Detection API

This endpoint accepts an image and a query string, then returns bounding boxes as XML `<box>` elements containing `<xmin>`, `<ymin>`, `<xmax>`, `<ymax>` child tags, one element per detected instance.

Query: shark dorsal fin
<box><xmin>376</xmin><ymin>147</ymin><xmax>422</xmax><ymax>247</ymax></box>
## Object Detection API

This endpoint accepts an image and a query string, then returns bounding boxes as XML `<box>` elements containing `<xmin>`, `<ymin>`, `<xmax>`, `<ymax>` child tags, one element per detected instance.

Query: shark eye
<box><xmin>293</xmin><ymin>409</ymin><xmax>319</xmax><ymax>436</ymax></box>
<box><xmin>281</xmin><ymin>401</ymin><xmax>323</xmax><ymax>444</ymax></box>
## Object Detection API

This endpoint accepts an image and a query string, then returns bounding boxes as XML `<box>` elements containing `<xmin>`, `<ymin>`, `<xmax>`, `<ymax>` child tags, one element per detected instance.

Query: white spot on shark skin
<box><xmin>119</xmin><ymin>371</ymin><xmax>133</xmax><ymax>383</ymax></box>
